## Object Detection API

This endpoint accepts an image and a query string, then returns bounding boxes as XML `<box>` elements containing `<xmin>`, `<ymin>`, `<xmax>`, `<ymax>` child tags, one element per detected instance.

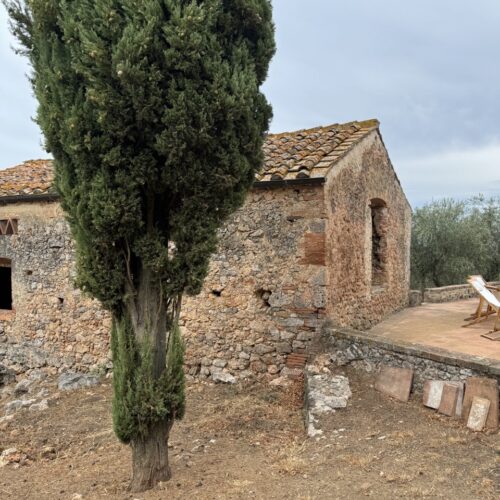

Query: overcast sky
<box><xmin>1</xmin><ymin>0</ymin><xmax>499</xmax><ymax>207</ymax></box>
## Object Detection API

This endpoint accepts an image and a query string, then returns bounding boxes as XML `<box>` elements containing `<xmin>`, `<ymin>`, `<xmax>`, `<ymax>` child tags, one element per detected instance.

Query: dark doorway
<box><xmin>0</xmin><ymin>259</ymin><xmax>12</xmax><ymax>310</ymax></box>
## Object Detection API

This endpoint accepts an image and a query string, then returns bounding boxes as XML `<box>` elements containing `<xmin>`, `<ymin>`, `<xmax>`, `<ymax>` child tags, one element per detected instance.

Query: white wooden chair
<box><xmin>463</xmin><ymin>276</ymin><xmax>500</xmax><ymax>332</ymax></box>
<box><xmin>468</xmin><ymin>275</ymin><xmax>500</xmax><ymax>294</ymax></box>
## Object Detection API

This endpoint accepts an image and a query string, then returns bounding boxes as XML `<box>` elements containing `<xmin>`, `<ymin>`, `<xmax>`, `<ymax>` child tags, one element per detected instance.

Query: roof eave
<box><xmin>252</xmin><ymin>177</ymin><xmax>325</xmax><ymax>189</ymax></box>
<box><xmin>0</xmin><ymin>193</ymin><xmax>59</xmax><ymax>205</ymax></box>
<box><xmin>0</xmin><ymin>178</ymin><xmax>326</xmax><ymax>203</ymax></box>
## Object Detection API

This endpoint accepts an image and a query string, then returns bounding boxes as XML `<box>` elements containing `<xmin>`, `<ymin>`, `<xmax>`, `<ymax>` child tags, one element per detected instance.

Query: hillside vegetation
<box><xmin>411</xmin><ymin>196</ymin><xmax>500</xmax><ymax>289</ymax></box>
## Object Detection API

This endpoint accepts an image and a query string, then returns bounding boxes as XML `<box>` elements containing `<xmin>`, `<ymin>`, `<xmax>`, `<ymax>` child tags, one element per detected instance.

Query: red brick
<box><xmin>299</xmin><ymin>233</ymin><xmax>326</xmax><ymax>266</ymax></box>
<box><xmin>286</xmin><ymin>353</ymin><xmax>308</xmax><ymax>369</ymax></box>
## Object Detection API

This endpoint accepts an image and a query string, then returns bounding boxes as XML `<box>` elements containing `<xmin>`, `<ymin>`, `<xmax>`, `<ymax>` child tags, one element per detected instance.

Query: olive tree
<box><xmin>411</xmin><ymin>196</ymin><xmax>499</xmax><ymax>289</ymax></box>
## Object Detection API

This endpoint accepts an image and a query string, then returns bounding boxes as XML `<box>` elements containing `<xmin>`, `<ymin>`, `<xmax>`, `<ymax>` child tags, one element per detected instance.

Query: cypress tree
<box><xmin>4</xmin><ymin>0</ymin><xmax>275</xmax><ymax>491</ymax></box>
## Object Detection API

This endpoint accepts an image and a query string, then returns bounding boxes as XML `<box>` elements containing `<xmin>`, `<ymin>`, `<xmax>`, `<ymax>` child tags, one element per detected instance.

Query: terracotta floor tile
<box><xmin>369</xmin><ymin>299</ymin><xmax>500</xmax><ymax>361</ymax></box>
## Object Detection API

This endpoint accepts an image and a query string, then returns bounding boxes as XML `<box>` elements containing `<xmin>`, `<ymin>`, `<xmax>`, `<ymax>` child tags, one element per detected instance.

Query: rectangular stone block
<box><xmin>438</xmin><ymin>383</ymin><xmax>459</xmax><ymax>417</ymax></box>
<box><xmin>375</xmin><ymin>365</ymin><xmax>413</xmax><ymax>402</ymax></box>
<box><xmin>462</xmin><ymin>377</ymin><xmax>499</xmax><ymax>431</ymax></box>
<box><xmin>422</xmin><ymin>380</ymin><xmax>445</xmax><ymax>409</ymax></box>
<box><xmin>467</xmin><ymin>397</ymin><xmax>491</xmax><ymax>432</ymax></box>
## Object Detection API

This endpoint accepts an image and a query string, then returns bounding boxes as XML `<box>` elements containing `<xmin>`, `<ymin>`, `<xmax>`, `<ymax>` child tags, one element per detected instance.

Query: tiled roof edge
<box><xmin>0</xmin><ymin>119</ymin><xmax>382</xmax><ymax>200</ymax></box>
<box><xmin>266</xmin><ymin>119</ymin><xmax>379</xmax><ymax>140</ymax></box>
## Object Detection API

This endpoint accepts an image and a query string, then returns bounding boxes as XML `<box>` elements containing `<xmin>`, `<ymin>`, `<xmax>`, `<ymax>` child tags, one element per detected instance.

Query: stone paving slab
<box><xmin>467</xmin><ymin>397</ymin><xmax>491</xmax><ymax>432</ymax></box>
<box><xmin>438</xmin><ymin>384</ymin><xmax>460</xmax><ymax>417</ymax></box>
<box><xmin>462</xmin><ymin>377</ymin><xmax>499</xmax><ymax>431</ymax></box>
<box><xmin>375</xmin><ymin>365</ymin><xmax>413</xmax><ymax>402</ymax></box>
<box><xmin>423</xmin><ymin>380</ymin><xmax>445</xmax><ymax>409</ymax></box>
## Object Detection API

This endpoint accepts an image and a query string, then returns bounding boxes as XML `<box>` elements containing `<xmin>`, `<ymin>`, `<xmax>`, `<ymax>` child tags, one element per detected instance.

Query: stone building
<box><xmin>0</xmin><ymin>119</ymin><xmax>412</xmax><ymax>379</ymax></box>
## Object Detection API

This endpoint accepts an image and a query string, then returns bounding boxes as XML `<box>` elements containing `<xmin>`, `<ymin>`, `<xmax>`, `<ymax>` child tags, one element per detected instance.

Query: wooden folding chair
<box><xmin>463</xmin><ymin>277</ymin><xmax>500</xmax><ymax>332</ymax></box>
<box><xmin>468</xmin><ymin>275</ymin><xmax>500</xmax><ymax>294</ymax></box>
<box><xmin>465</xmin><ymin>276</ymin><xmax>499</xmax><ymax>322</ymax></box>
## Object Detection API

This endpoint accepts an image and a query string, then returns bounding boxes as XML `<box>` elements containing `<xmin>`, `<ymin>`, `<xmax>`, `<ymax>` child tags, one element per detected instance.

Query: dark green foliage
<box><xmin>5</xmin><ymin>0</ymin><xmax>275</xmax><ymax>446</ymax></box>
<box><xmin>112</xmin><ymin>318</ymin><xmax>185</xmax><ymax>443</ymax></box>
<box><xmin>411</xmin><ymin>196</ymin><xmax>500</xmax><ymax>289</ymax></box>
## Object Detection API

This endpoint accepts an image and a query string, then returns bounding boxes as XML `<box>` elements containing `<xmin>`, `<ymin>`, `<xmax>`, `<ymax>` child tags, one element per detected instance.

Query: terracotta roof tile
<box><xmin>0</xmin><ymin>119</ymin><xmax>379</xmax><ymax>197</ymax></box>
<box><xmin>0</xmin><ymin>159</ymin><xmax>55</xmax><ymax>197</ymax></box>
<box><xmin>260</xmin><ymin>119</ymin><xmax>379</xmax><ymax>182</ymax></box>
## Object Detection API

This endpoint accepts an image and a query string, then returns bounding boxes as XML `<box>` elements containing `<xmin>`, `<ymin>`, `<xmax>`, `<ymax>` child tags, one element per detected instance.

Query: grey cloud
<box><xmin>398</xmin><ymin>142</ymin><xmax>500</xmax><ymax>206</ymax></box>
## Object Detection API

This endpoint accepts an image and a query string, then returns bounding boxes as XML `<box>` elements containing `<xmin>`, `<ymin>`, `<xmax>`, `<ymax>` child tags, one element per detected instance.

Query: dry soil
<box><xmin>0</xmin><ymin>368</ymin><xmax>499</xmax><ymax>499</ymax></box>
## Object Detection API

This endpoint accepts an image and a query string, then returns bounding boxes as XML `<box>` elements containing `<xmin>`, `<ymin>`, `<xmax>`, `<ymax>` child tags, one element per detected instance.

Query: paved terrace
<box><xmin>369</xmin><ymin>299</ymin><xmax>500</xmax><ymax>362</ymax></box>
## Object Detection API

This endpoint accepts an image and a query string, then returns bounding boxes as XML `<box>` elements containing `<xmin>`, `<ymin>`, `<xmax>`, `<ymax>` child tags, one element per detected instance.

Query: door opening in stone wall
<box><xmin>0</xmin><ymin>258</ymin><xmax>12</xmax><ymax>310</ymax></box>
<box><xmin>370</xmin><ymin>199</ymin><xmax>388</xmax><ymax>288</ymax></box>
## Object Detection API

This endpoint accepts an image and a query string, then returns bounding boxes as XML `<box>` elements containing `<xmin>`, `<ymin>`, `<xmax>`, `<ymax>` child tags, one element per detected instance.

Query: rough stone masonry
<box><xmin>0</xmin><ymin>120</ymin><xmax>412</xmax><ymax>380</ymax></box>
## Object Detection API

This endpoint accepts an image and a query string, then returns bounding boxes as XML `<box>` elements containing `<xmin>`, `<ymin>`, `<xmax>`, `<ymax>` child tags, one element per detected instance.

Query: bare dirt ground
<box><xmin>0</xmin><ymin>368</ymin><xmax>499</xmax><ymax>499</ymax></box>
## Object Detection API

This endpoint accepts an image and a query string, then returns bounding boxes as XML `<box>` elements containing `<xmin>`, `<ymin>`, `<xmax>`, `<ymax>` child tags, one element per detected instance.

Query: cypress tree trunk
<box><xmin>131</xmin><ymin>267</ymin><xmax>169</xmax><ymax>377</ymax></box>
<box><xmin>130</xmin><ymin>419</ymin><xmax>173</xmax><ymax>491</ymax></box>
<box><xmin>114</xmin><ymin>266</ymin><xmax>183</xmax><ymax>492</ymax></box>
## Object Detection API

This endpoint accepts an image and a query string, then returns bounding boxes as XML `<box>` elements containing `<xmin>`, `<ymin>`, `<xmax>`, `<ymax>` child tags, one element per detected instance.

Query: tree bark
<box><xmin>123</xmin><ymin>263</ymin><xmax>182</xmax><ymax>492</ymax></box>
<box><xmin>130</xmin><ymin>419</ymin><xmax>173</xmax><ymax>492</ymax></box>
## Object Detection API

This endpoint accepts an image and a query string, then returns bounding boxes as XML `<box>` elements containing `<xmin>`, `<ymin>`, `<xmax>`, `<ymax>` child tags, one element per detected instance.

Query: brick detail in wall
<box><xmin>286</xmin><ymin>353</ymin><xmax>308</xmax><ymax>369</ymax></box>
<box><xmin>300</xmin><ymin>233</ymin><xmax>326</xmax><ymax>266</ymax></box>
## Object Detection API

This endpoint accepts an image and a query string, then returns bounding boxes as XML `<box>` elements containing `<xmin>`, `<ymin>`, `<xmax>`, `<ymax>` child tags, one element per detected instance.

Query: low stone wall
<box><xmin>321</xmin><ymin>326</ymin><xmax>500</xmax><ymax>390</ymax></box>
<box><xmin>423</xmin><ymin>281</ymin><xmax>500</xmax><ymax>304</ymax></box>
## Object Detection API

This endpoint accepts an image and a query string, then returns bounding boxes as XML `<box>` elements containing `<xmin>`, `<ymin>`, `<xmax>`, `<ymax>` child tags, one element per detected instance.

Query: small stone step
<box><xmin>305</xmin><ymin>371</ymin><xmax>352</xmax><ymax>437</ymax></box>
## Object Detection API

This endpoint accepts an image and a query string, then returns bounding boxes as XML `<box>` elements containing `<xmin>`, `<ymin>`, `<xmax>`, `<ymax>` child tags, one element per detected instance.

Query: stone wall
<box><xmin>0</xmin><ymin>139</ymin><xmax>412</xmax><ymax>379</ymax></box>
<box><xmin>324</xmin><ymin>131</ymin><xmax>412</xmax><ymax>329</ymax></box>
<box><xmin>0</xmin><ymin>186</ymin><xmax>329</xmax><ymax>378</ymax></box>
<box><xmin>322</xmin><ymin>326</ymin><xmax>500</xmax><ymax>389</ymax></box>
<box><xmin>423</xmin><ymin>282</ymin><xmax>500</xmax><ymax>304</ymax></box>
<box><xmin>0</xmin><ymin>202</ymin><xmax>111</xmax><ymax>375</ymax></box>
<box><xmin>181</xmin><ymin>185</ymin><xmax>328</xmax><ymax>379</ymax></box>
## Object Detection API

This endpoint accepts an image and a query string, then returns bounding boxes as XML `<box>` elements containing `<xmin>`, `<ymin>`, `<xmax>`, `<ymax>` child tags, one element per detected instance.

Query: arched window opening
<box><xmin>0</xmin><ymin>258</ymin><xmax>12</xmax><ymax>310</ymax></box>
<box><xmin>370</xmin><ymin>199</ymin><xmax>388</xmax><ymax>287</ymax></box>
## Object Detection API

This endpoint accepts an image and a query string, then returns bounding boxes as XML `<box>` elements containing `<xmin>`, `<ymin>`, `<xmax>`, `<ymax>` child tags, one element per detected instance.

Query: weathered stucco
<box><xmin>0</xmin><ymin>130</ymin><xmax>411</xmax><ymax>378</ymax></box>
